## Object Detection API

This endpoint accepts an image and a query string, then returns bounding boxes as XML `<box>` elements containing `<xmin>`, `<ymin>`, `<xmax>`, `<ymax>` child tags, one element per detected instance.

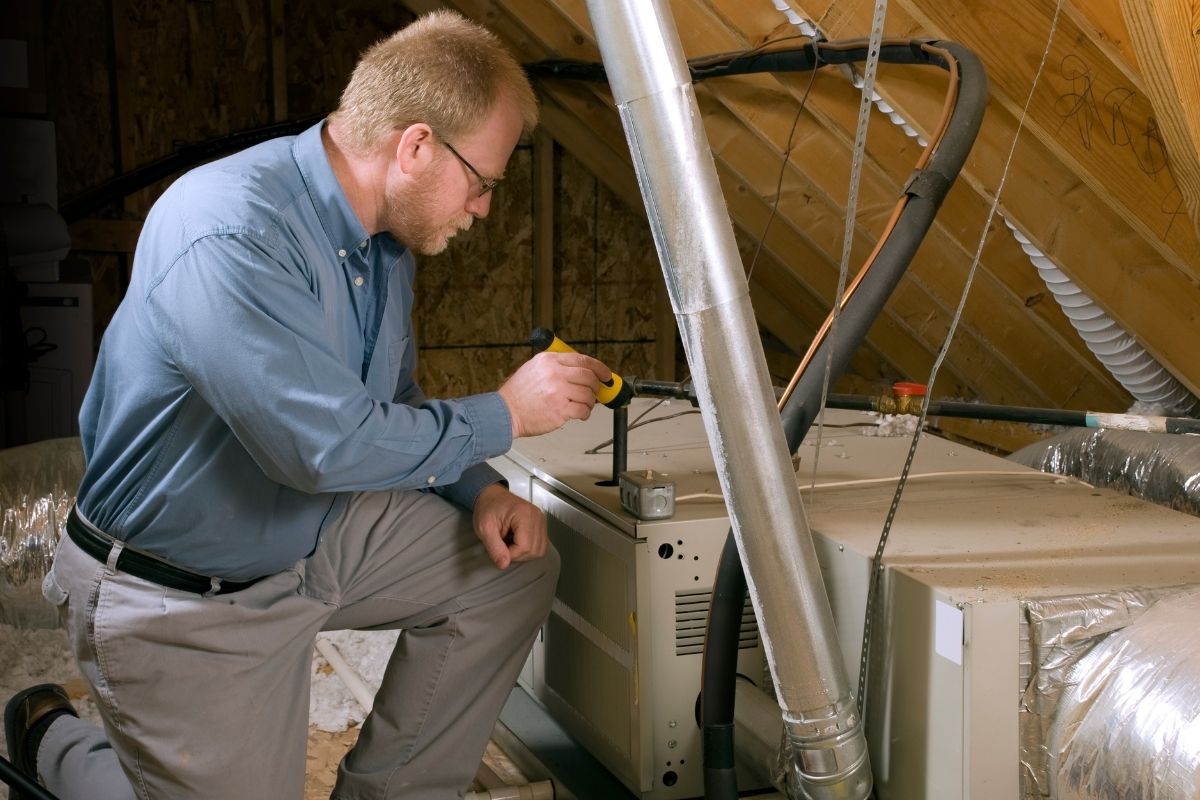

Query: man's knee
<box><xmin>539</xmin><ymin>541</ymin><xmax>561</xmax><ymax>584</ymax></box>
<box><xmin>507</xmin><ymin>543</ymin><xmax>559</xmax><ymax>614</ymax></box>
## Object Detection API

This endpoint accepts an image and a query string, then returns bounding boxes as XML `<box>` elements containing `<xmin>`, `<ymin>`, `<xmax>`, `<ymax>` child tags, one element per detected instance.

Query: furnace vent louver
<box><xmin>675</xmin><ymin>589</ymin><xmax>758</xmax><ymax>655</ymax></box>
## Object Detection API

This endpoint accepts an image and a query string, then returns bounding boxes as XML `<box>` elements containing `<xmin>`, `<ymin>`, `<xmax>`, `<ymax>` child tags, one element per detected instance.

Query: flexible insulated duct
<box><xmin>1048</xmin><ymin>589</ymin><xmax>1200</xmax><ymax>799</ymax></box>
<box><xmin>1005</xmin><ymin>220</ymin><xmax>1199</xmax><ymax>415</ymax></box>
<box><xmin>1011</xmin><ymin>427</ymin><xmax>1200</xmax><ymax>516</ymax></box>
<box><xmin>582</xmin><ymin>3</ymin><xmax>872</xmax><ymax>797</ymax></box>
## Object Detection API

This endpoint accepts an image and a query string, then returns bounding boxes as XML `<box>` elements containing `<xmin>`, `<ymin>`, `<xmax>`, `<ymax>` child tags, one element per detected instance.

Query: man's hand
<box><xmin>497</xmin><ymin>351</ymin><xmax>611</xmax><ymax>438</ymax></box>
<box><xmin>473</xmin><ymin>483</ymin><xmax>548</xmax><ymax>570</ymax></box>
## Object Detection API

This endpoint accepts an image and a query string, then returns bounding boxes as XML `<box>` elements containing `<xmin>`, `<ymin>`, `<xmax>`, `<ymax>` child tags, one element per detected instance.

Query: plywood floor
<box><xmin>305</xmin><ymin>727</ymin><xmax>360</xmax><ymax>800</ymax></box>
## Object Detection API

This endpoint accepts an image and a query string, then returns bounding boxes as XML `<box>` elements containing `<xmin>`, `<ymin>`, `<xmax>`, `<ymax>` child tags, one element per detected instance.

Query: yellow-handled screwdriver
<box><xmin>528</xmin><ymin>327</ymin><xmax>634</xmax><ymax>409</ymax></box>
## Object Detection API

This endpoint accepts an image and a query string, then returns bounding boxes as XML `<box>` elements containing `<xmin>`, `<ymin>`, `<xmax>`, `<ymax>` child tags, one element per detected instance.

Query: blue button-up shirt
<box><xmin>75</xmin><ymin>121</ymin><xmax>512</xmax><ymax>580</ymax></box>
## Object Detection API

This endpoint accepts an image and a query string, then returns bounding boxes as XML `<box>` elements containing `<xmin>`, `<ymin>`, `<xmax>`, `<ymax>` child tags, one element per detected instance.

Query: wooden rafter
<box><xmin>543</xmin><ymin>0</ymin><xmax>1128</xmax><ymax>408</ymax></box>
<box><xmin>1063</xmin><ymin>0</ymin><xmax>1142</xmax><ymax>83</ymax></box>
<box><xmin>787</xmin><ymin>0</ymin><xmax>1200</xmax><ymax>397</ymax></box>
<box><xmin>895</xmin><ymin>0</ymin><xmax>1200</xmax><ymax>275</ymax></box>
<box><xmin>1120</xmin><ymin>0</ymin><xmax>1200</xmax><ymax>238</ymax></box>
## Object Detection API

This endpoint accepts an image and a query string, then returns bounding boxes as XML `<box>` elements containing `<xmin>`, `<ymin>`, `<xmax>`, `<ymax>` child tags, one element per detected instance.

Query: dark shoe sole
<box><xmin>4</xmin><ymin>684</ymin><xmax>73</xmax><ymax>800</ymax></box>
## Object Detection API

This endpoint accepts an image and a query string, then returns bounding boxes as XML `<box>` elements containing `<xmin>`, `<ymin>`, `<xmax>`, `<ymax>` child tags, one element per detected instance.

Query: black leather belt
<box><xmin>66</xmin><ymin>507</ymin><xmax>263</xmax><ymax>596</ymax></box>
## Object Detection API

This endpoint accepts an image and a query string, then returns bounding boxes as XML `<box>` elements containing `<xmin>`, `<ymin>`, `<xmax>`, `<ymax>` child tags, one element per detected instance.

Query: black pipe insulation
<box><xmin>630</xmin><ymin>378</ymin><xmax>700</xmax><ymax>406</ymax></box>
<box><xmin>826</xmin><ymin>395</ymin><xmax>1200</xmax><ymax>434</ymax></box>
<box><xmin>629</xmin><ymin>382</ymin><xmax>1200</xmax><ymax>434</ymax></box>
<box><xmin>713</xmin><ymin>41</ymin><xmax>984</xmax><ymax>799</ymax></box>
<box><xmin>526</xmin><ymin>38</ymin><xmax>950</xmax><ymax>85</ymax></box>
<box><xmin>777</xmin><ymin>44</ymin><xmax>988</xmax><ymax>449</ymax></box>
<box><xmin>699</xmin><ymin>534</ymin><xmax>748</xmax><ymax>798</ymax></box>
<box><xmin>827</xmin><ymin>394</ymin><xmax>1087</xmax><ymax>426</ymax></box>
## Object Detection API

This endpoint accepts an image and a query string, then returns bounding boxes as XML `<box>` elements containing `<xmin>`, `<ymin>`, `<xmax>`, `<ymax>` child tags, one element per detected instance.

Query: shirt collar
<box><xmin>292</xmin><ymin>120</ymin><xmax>372</xmax><ymax>261</ymax></box>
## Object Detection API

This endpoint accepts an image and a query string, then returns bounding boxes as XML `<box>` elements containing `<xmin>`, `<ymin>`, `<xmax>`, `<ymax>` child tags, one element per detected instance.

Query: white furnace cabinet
<box><xmin>491</xmin><ymin>400</ymin><xmax>1200</xmax><ymax>799</ymax></box>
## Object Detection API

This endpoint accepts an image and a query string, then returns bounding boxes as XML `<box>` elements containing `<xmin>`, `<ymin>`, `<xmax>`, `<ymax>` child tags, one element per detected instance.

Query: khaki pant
<box><xmin>37</xmin><ymin>489</ymin><xmax>559</xmax><ymax>799</ymax></box>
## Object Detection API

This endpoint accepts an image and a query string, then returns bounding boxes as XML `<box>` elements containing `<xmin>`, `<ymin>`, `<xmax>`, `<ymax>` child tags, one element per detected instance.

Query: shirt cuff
<box><xmin>436</xmin><ymin>462</ymin><xmax>506</xmax><ymax>509</ymax></box>
<box><xmin>460</xmin><ymin>391</ymin><xmax>514</xmax><ymax>462</ymax></box>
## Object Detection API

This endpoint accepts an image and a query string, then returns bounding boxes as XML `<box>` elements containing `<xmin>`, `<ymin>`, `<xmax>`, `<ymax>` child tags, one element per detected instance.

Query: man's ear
<box><xmin>395</xmin><ymin>123</ymin><xmax>436</xmax><ymax>176</ymax></box>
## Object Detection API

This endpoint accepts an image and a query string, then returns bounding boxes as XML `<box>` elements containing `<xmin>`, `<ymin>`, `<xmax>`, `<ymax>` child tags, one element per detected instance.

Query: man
<box><xmin>5</xmin><ymin>11</ymin><xmax>609</xmax><ymax>799</ymax></box>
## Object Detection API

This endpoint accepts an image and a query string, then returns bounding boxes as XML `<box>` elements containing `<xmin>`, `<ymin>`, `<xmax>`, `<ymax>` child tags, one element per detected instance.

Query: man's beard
<box><xmin>383</xmin><ymin>173</ymin><xmax>474</xmax><ymax>256</ymax></box>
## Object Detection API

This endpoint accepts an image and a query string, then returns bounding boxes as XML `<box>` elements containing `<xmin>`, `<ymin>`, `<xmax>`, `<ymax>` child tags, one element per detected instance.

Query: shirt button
<box><xmin>426</xmin><ymin>475</ymin><xmax>436</xmax><ymax>485</ymax></box>
<box><xmin>358</xmin><ymin>240</ymin><xmax>368</xmax><ymax>249</ymax></box>
<box><xmin>338</xmin><ymin>248</ymin><xmax>347</xmax><ymax>258</ymax></box>
<box><xmin>354</xmin><ymin>276</ymin><xmax>364</xmax><ymax>287</ymax></box>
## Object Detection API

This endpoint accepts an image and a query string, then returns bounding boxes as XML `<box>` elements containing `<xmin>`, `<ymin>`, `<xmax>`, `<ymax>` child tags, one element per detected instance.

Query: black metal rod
<box><xmin>825</xmin><ymin>393</ymin><xmax>1200</xmax><ymax>433</ymax></box>
<box><xmin>612</xmin><ymin>405</ymin><xmax>628</xmax><ymax>484</ymax></box>
<box><xmin>0</xmin><ymin>755</ymin><xmax>59</xmax><ymax>800</ymax></box>
<box><xmin>827</xmin><ymin>394</ymin><xmax>1085</xmax><ymax>426</ymax></box>
<box><xmin>629</xmin><ymin>377</ymin><xmax>699</xmax><ymax>405</ymax></box>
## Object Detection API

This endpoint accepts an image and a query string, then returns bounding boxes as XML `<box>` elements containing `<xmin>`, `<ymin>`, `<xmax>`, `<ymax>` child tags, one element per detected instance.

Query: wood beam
<box><xmin>1062</xmin><ymin>0</ymin><xmax>1141</xmax><ymax>83</ymax></box>
<box><xmin>1120</xmin><ymin>0</ymin><xmax>1200</xmax><ymax>238</ymax></box>
<box><xmin>784</xmin><ymin>0</ymin><xmax>1200</xmax><ymax>397</ymax></box>
<box><xmin>893</xmin><ymin>0</ymin><xmax>1200</xmax><ymax>276</ymax></box>
<box><xmin>704</xmin><ymin>1</ymin><xmax>1131</xmax><ymax>410</ymax></box>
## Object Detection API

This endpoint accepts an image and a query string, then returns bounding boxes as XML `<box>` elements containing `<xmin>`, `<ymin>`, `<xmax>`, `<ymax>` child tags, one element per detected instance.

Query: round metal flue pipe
<box><xmin>582</xmin><ymin>2</ymin><xmax>872</xmax><ymax>797</ymax></box>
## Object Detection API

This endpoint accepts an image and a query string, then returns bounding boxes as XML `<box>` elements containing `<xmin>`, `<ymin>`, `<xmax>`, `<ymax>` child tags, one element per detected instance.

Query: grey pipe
<box><xmin>582</xmin><ymin>3</ymin><xmax>871</xmax><ymax>797</ymax></box>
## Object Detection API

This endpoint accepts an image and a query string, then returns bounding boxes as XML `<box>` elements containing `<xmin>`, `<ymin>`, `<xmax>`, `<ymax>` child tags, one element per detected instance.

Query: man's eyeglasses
<box><xmin>437</xmin><ymin>137</ymin><xmax>501</xmax><ymax>198</ymax></box>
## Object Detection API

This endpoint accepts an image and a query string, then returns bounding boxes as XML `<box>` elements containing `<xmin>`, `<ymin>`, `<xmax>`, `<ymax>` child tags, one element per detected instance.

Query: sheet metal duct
<box><xmin>581</xmin><ymin>2</ymin><xmax>871</xmax><ymax>797</ymax></box>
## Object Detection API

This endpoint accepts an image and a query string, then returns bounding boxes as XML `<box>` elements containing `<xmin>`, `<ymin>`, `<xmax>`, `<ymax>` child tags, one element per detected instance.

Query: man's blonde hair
<box><xmin>330</xmin><ymin>11</ymin><xmax>538</xmax><ymax>154</ymax></box>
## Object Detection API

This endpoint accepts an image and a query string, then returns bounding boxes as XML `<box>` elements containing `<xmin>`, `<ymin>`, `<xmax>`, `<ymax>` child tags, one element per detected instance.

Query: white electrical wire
<box><xmin>675</xmin><ymin>468</ymin><xmax>1077</xmax><ymax>503</ymax></box>
<box><xmin>314</xmin><ymin>635</ymin><xmax>374</xmax><ymax>713</ymax></box>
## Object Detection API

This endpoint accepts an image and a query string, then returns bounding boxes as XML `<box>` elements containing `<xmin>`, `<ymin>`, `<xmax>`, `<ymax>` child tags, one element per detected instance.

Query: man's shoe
<box><xmin>4</xmin><ymin>684</ymin><xmax>76</xmax><ymax>800</ymax></box>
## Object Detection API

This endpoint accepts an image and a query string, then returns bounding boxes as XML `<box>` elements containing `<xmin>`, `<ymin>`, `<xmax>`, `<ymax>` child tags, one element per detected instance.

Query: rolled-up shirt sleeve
<box><xmin>145</xmin><ymin>232</ymin><xmax>513</xmax><ymax>495</ymax></box>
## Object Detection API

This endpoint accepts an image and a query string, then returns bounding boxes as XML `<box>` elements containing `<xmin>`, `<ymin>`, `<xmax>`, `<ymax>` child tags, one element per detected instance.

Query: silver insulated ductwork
<box><xmin>1048</xmin><ymin>589</ymin><xmax>1200</xmax><ymax>799</ymax></box>
<box><xmin>582</xmin><ymin>2</ymin><xmax>872</xmax><ymax>798</ymax></box>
